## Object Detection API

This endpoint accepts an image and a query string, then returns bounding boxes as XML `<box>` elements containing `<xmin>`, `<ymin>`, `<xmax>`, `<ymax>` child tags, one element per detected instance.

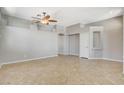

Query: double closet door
<box><xmin>68</xmin><ymin>34</ymin><xmax>79</xmax><ymax>56</ymax></box>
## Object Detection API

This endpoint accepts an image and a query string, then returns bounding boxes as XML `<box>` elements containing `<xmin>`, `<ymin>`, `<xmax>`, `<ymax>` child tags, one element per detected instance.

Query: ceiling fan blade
<box><xmin>32</xmin><ymin>20</ymin><xmax>40</xmax><ymax>23</ymax></box>
<box><xmin>32</xmin><ymin>17</ymin><xmax>41</xmax><ymax>19</ymax></box>
<box><xmin>48</xmin><ymin>19</ymin><xmax>57</xmax><ymax>22</ymax></box>
<box><xmin>42</xmin><ymin>15</ymin><xmax>50</xmax><ymax>20</ymax></box>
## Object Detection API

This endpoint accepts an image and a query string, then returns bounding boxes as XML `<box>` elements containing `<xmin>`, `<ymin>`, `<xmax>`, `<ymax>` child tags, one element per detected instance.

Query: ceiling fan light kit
<box><xmin>41</xmin><ymin>19</ymin><xmax>49</xmax><ymax>25</ymax></box>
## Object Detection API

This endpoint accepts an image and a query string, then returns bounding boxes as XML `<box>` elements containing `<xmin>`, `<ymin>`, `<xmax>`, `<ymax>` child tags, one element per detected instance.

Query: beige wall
<box><xmin>87</xmin><ymin>16</ymin><xmax>123</xmax><ymax>61</ymax></box>
<box><xmin>67</xmin><ymin>16</ymin><xmax>123</xmax><ymax>61</ymax></box>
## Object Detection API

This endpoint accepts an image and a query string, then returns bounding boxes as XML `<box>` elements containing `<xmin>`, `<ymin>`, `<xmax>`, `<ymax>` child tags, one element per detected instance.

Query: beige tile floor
<box><xmin>0</xmin><ymin>55</ymin><xmax>124</xmax><ymax>85</ymax></box>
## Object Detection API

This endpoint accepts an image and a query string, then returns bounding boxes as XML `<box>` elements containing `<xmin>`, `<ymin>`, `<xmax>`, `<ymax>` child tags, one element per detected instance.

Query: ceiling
<box><xmin>4</xmin><ymin>7</ymin><xmax>123</xmax><ymax>26</ymax></box>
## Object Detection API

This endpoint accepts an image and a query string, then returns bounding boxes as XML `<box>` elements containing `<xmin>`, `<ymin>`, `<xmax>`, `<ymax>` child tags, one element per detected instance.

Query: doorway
<box><xmin>58</xmin><ymin>34</ymin><xmax>64</xmax><ymax>55</ymax></box>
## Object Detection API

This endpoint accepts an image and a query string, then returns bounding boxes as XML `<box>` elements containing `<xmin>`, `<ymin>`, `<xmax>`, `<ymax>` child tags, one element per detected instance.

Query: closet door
<box><xmin>69</xmin><ymin>35</ymin><xmax>75</xmax><ymax>55</ymax></box>
<box><xmin>75</xmin><ymin>34</ymin><xmax>79</xmax><ymax>55</ymax></box>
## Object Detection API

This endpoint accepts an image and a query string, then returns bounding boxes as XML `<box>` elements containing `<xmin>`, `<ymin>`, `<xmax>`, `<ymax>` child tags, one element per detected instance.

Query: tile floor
<box><xmin>0</xmin><ymin>55</ymin><xmax>124</xmax><ymax>85</ymax></box>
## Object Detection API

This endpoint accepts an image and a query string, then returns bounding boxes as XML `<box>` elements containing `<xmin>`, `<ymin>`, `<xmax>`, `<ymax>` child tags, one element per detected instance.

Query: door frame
<box><xmin>89</xmin><ymin>26</ymin><xmax>104</xmax><ymax>58</ymax></box>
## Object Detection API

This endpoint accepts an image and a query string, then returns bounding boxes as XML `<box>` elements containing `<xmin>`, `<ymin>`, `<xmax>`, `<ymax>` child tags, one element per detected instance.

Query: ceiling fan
<box><xmin>32</xmin><ymin>12</ymin><xmax>57</xmax><ymax>25</ymax></box>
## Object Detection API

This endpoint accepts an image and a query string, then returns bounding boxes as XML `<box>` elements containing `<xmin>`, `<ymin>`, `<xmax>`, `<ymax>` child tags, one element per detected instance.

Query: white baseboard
<box><xmin>1</xmin><ymin>55</ymin><xmax>58</xmax><ymax>66</ymax></box>
<box><xmin>82</xmin><ymin>57</ymin><xmax>123</xmax><ymax>62</ymax></box>
<box><xmin>102</xmin><ymin>58</ymin><xmax>123</xmax><ymax>62</ymax></box>
<box><xmin>88</xmin><ymin>57</ymin><xmax>102</xmax><ymax>60</ymax></box>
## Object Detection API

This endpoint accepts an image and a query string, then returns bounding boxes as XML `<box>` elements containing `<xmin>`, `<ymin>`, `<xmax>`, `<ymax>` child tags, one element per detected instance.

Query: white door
<box><xmin>80</xmin><ymin>32</ymin><xmax>89</xmax><ymax>58</ymax></box>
